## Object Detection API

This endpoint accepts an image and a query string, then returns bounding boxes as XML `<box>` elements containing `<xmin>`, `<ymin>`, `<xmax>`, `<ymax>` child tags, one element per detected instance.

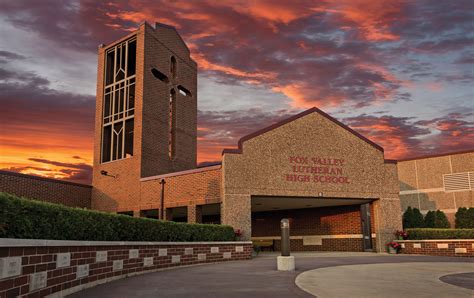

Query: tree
<box><xmin>424</xmin><ymin>211</ymin><xmax>436</xmax><ymax>228</ymax></box>
<box><xmin>455</xmin><ymin>208</ymin><xmax>474</xmax><ymax>228</ymax></box>
<box><xmin>403</xmin><ymin>207</ymin><xmax>414</xmax><ymax>229</ymax></box>
<box><xmin>424</xmin><ymin>210</ymin><xmax>450</xmax><ymax>228</ymax></box>
<box><xmin>435</xmin><ymin>210</ymin><xmax>450</xmax><ymax>228</ymax></box>
<box><xmin>412</xmin><ymin>208</ymin><xmax>424</xmax><ymax>228</ymax></box>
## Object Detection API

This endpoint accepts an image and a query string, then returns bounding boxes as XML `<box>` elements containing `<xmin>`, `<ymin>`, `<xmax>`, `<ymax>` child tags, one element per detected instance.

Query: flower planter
<box><xmin>388</xmin><ymin>246</ymin><xmax>398</xmax><ymax>254</ymax></box>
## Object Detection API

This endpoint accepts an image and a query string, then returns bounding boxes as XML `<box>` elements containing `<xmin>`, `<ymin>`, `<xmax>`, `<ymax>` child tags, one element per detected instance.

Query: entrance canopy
<box><xmin>251</xmin><ymin>196</ymin><xmax>372</xmax><ymax>212</ymax></box>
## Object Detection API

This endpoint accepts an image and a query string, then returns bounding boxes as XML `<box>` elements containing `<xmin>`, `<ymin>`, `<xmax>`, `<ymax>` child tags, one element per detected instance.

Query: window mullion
<box><xmin>121</xmin><ymin>119</ymin><xmax>126</xmax><ymax>159</ymax></box>
<box><xmin>125</xmin><ymin>42</ymin><xmax>128</xmax><ymax>82</ymax></box>
<box><xmin>101</xmin><ymin>38</ymin><xmax>136</xmax><ymax>163</ymax></box>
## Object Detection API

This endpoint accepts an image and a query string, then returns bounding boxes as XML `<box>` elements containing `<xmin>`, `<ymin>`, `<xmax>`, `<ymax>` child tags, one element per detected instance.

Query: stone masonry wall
<box><xmin>222</xmin><ymin>109</ymin><xmax>402</xmax><ymax>250</ymax></box>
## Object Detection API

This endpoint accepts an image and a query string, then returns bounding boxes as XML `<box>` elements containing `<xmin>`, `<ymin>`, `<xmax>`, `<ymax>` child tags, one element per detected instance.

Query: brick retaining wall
<box><xmin>396</xmin><ymin>239</ymin><xmax>474</xmax><ymax>257</ymax></box>
<box><xmin>0</xmin><ymin>239</ymin><xmax>252</xmax><ymax>297</ymax></box>
<box><xmin>0</xmin><ymin>171</ymin><xmax>92</xmax><ymax>208</ymax></box>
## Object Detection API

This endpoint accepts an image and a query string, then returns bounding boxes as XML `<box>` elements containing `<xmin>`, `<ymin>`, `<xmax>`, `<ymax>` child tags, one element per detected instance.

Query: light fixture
<box><xmin>100</xmin><ymin>170</ymin><xmax>116</xmax><ymax>178</ymax></box>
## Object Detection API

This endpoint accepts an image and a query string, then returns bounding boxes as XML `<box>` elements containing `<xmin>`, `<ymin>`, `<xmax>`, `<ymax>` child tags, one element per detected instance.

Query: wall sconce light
<box><xmin>100</xmin><ymin>170</ymin><xmax>116</xmax><ymax>178</ymax></box>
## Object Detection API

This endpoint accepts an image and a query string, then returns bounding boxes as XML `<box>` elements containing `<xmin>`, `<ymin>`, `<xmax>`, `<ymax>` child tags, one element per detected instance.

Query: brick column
<box><xmin>187</xmin><ymin>205</ymin><xmax>202</xmax><ymax>224</ymax></box>
<box><xmin>165</xmin><ymin>208</ymin><xmax>173</xmax><ymax>221</ymax></box>
<box><xmin>133</xmin><ymin>210</ymin><xmax>140</xmax><ymax>218</ymax></box>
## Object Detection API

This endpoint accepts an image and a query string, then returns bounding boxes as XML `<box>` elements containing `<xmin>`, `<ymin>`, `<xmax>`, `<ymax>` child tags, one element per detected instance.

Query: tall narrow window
<box><xmin>101</xmin><ymin>37</ymin><xmax>136</xmax><ymax>163</ymax></box>
<box><xmin>169</xmin><ymin>89</ymin><xmax>176</xmax><ymax>160</ymax></box>
<box><xmin>170</xmin><ymin>56</ymin><xmax>177</xmax><ymax>79</ymax></box>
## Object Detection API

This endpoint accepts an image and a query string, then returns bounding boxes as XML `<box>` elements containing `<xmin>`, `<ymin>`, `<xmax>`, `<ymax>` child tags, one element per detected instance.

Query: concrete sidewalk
<box><xmin>68</xmin><ymin>255</ymin><xmax>472</xmax><ymax>298</ymax></box>
<box><xmin>296</xmin><ymin>262</ymin><xmax>473</xmax><ymax>298</ymax></box>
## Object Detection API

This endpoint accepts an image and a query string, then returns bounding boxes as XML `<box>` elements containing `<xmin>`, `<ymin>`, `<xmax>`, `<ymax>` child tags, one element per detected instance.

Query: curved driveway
<box><xmin>69</xmin><ymin>254</ymin><xmax>472</xmax><ymax>298</ymax></box>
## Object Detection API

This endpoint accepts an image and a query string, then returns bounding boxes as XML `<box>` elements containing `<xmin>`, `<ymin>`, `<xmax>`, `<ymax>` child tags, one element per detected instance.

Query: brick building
<box><xmin>398</xmin><ymin>150</ymin><xmax>474</xmax><ymax>226</ymax></box>
<box><xmin>88</xmin><ymin>22</ymin><xmax>402</xmax><ymax>252</ymax></box>
<box><xmin>0</xmin><ymin>171</ymin><xmax>91</xmax><ymax>208</ymax></box>
<box><xmin>13</xmin><ymin>21</ymin><xmax>474</xmax><ymax>251</ymax></box>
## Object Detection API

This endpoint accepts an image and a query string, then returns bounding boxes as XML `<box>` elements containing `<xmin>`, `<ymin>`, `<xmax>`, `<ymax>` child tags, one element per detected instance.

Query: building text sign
<box><xmin>285</xmin><ymin>156</ymin><xmax>350</xmax><ymax>184</ymax></box>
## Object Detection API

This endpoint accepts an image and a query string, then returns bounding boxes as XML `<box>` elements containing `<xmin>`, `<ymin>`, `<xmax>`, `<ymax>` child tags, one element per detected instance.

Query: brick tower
<box><xmin>92</xmin><ymin>22</ymin><xmax>197</xmax><ymax>212</ymax></box>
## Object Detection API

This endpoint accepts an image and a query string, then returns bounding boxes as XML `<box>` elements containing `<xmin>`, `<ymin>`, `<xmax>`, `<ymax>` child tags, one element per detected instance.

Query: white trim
<box><xmin>418</xmin><ymin>209</ymin><xmax>458</xmax><ymax>214</ymax></box>
<box><xmin>0</xmin><ymin>238</ymin><xmax>250</xmax><ymax>247</ymax></box>
<box><xmin>449</xmin><ymin>155</ymin><xmax>457</xmax><ymax>210</ymax></box>
<box><xmin>399</xmin><ymin>188</ymin><xmax>444</xmax><ymax>195</ymax></box>
<box><xmin>414</xmin><ymin>160</ymin><xmax>421</xmax><ymax>209</ymax></box>
<box><xmin>140</xmin><ymin>165</ymin><xmax>221</xmax><ymax>181</ymax></box>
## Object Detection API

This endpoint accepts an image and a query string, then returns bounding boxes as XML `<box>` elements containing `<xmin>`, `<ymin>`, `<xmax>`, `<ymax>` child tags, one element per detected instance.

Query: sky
<box><xmin>0</xmin><ymin>0</ymin><xmax>473</xmax><ymax>184</ymax></box>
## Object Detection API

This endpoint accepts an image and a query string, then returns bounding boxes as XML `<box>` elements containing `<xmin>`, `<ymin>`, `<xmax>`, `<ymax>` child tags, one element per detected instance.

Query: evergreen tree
<box><xmin>424</xmin><ymin>210</ymin><xmax>436</xmax><ymax>228</ymax></box>
<box><xmin>435</xmin><ymin>210</ymin><xmax>450</xmax><ymax>228</ymax></box>
<box><xmin>412</xmin><ymin>208</ymin><xmax>425</xmax><ymax>228</ymax></box>
<box><xmin>424</xmin><ymin>210</ymin><xmax>450</xmax><ymax>228</ymax></box>
<box><xmin>455</xmin><ymin>208</ymin><xmax>474</xmax><ymax>228</ymax></box>
<box><xmin>403</xmin><ymin>207</ymin><xmax>414</xmax><ymax>229</ymax></box>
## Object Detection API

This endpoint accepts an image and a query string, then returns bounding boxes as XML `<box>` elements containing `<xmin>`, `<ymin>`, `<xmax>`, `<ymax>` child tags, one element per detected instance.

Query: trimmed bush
<box><xmin>424</xmin><ymin>210</ymin><xmax>450</xmax><ymax>228</ymax></box>
<box><xmin>455</xmin><ymin>207</ymin><xmax>474</xmax><ymax>228</ymax></box>
<box><xmin>406</xmin><ymin>228</ymin><xmax>474</xmax><ymax>240</ymax></box>
<box><xmin>403</xmin><ymin>207</ymin><xmax>424</xmax><ymax>228</ymax></box>
<box><xmin>0</xmin><ymin>192</ymin><xmax>235</xmax><ymax>242</ymax></box>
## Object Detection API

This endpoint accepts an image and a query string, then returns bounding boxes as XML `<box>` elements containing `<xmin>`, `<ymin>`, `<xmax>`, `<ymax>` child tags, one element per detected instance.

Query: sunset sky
<box><xmin>0</xmin><ymin>0</ymin><xmax>473</xmax><ymax>184</ymax></box>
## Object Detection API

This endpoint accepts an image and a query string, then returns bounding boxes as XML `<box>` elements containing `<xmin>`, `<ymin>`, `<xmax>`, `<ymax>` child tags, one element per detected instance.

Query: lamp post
<box><xmin>159</xmin><ymin>179</ymin><xmax>166</xmax><ymax>220</ymax></box>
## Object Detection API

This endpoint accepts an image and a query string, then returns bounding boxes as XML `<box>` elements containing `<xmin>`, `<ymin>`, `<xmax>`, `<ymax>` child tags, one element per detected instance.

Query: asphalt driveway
<box><xmin>68</xmin><ymin>253</ymin><xmax>473</xmax><ymax>298</ymax></box>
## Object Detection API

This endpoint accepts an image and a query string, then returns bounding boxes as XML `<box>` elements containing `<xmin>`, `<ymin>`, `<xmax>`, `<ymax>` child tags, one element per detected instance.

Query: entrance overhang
<box><xmin>251</xmin><ymin>196</ymin><xmax>373</xmax><ymax>212</ymax></box>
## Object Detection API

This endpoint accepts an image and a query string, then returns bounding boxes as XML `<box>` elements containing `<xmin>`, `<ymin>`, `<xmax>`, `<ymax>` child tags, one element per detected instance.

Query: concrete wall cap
<box><xmin>0</xmin><ymin>238</ymin><xmax>252</xmax><ymax>247</ymax></box>
<box><xmin>394</xmin><ymin>239</ymin><xmax>474</xmax><ymax>242</ymax></box>
<box><xmin>140</xmin><ymin>165</ymin><xmax>221</xmax><ymax>181</ymax></box>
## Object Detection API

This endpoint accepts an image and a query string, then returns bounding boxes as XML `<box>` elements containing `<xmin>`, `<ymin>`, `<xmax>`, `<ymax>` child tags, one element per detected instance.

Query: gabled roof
<box><xmin>222</xmin><ymin>107</ymin><xmax>385</xmax><ymax>155</ymax></box>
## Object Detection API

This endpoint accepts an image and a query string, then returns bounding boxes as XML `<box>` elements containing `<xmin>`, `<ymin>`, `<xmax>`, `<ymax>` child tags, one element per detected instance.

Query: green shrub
<box><xmin>0</xmin><ymin>192</ymin><xmax>235</xmax><ymax>242</ymax></box>
<box><xmin>424</xmin><ymin>210</ymin><xmax>450</xmax><ymax>228</ymax></box>
<box><xmin>455</xmin><ymin>208</ymin><xmax>474</xmax><ymax>228</ymax></box>
<box><xmin>406</xmin><ymin>228</ymin><xmax>474</xmax><ymax>240</ymax></box>
<box><xmin>403</xmin><ymin>207</ymin><xmax>425</xmax><ymax>228</ymax></box>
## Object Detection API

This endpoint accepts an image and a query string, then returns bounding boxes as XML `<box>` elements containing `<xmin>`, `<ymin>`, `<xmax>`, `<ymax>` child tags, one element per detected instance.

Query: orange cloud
<box><xmin>272</xmin><ymin>84</ymin><xmax>345</xmax><ymax>109</ymax></box>
<box><xmin>323</xmin><ymin>0</ymin><xmax>405</xmax><ymax>41</ymax></box>
<box><xmin>349</xmin><ymin>122</ymin><xmax>412</xmax><ymax>159</ymax></box>
<box><xmin>192</xmin><ymin>51</ymin><xmax>277</xmax><ymax>81</ymax></box>
<box><xmin>229</xmin><ymin>0</ymin><xmax>315</xmax><ymax>24</ymax></box>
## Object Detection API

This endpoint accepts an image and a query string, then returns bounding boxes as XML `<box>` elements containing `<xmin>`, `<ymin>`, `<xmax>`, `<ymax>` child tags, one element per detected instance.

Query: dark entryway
<box><xmin>250</xmin><ymin>196</ymin><xmax>375</xmax><ymax>252</ymax></box>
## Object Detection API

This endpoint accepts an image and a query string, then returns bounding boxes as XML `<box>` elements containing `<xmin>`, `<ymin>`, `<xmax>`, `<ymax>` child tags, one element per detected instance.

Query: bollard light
<box><xmin>281</xmin><ymin>218</ymin><xmax>290</xmax><ymax>257</ymax></box>
<box><xmin>277</xmin><ymin>218</ymin><xmax>295</xmax><ymax>271</ymax></box>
